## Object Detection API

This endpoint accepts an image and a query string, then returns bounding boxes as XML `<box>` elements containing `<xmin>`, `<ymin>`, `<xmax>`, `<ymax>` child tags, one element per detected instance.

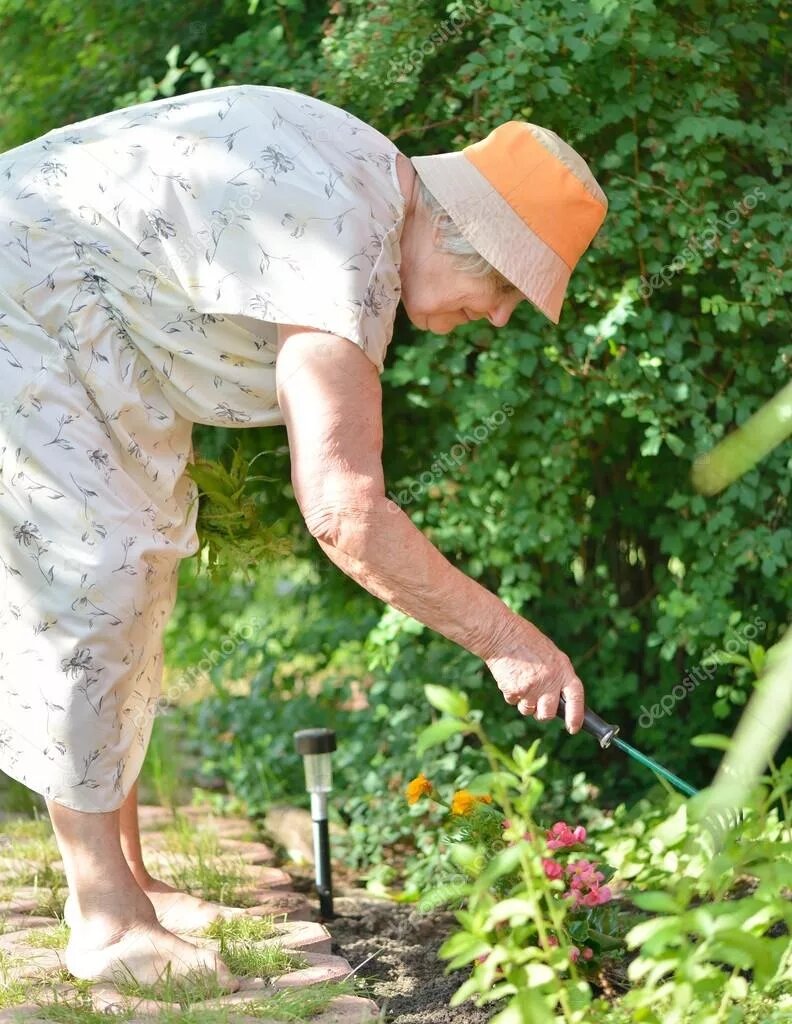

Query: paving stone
<box><xmin>217</xmin><ymin>839</ymin><xmax>276</xmax><ymax>864</ymax></box>
<box><xmin>272</xmin><ymin>919</ymin><xmax>332</xmax><ymax>953</ymax></box>
<box><xmin>243</xmin><ymin>891</ymin><xmax>315</xmax><ymax>921</ymax></box>
<box><xmin>269</xmin><ymin>951</ymin><xmax>352</xmax><ymax>990</ymax></box>
<box><xmin>238</xmin><ymin>864</ymin><xmax>293</xmax><ymax>890</ymax></box>
<box><xmin>211</xmin><ymin>819</ymin><xmax>257</xmax><ymax>841</ymax></box>
<box><xmin>0</xmin><ymin>892</ymin><xmax>40</xmax><ymax>915</ymax></box>
<box><xmin>187</xmin><ymin>918</ymin><xmax>331</xmax><ymax>954</ymax></box>
<box><xmin>309</xmin><ymin>995</ymin><xmax>380</xmax><ymax>1023</ymax></box>
<box><xmin>0</xmin><ymin>982</ymin><xmax>80</xmax><ymax>1021</ymax></box>
<box><xmin>89</xmin><ymin>985</ymin><xmax>180</xmax><ymax>1015</ymax></box>
<box><xmin>220</xmin><ymin>951</ymin><xmax>351</xmax><ymax>992</ymax></box>
<box><xmin>198</xmin><ymin>992</ymin><xmax>377</xmax><ymax>1022</ymax></box>
<box><xmin>0</xmin><ymin>887</ymin><xmax>67</xmax><ymax>920</ymax></box>
<box><xmin>263</xmin><ymin>806</ymin><xmax>315</xmax><ymax>865</ymax></box>
<box><xmin>0</xmin><ymin>928</ymin><xmax>65</xmax><ymax>977</ymax></box>
<box><xmin>0</xmin><ymin>1007</ymin><xmax>53</xmax><ymax>1023</ymax></box>
<box><xmin>175</xmin><ymin>806</ymin><xmax>254</xmax><ymax>829</ymax></box>
<box><xmin>0</xmin><ymin>914</ymin><xmax>57</xmax><ymax>931</ymax></box>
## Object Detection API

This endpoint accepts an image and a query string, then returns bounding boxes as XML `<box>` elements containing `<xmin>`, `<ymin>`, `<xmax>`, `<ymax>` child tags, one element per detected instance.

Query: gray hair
<box><xmin>416</xmin><ymin>175</ymin><xmax>514</xmax><ymax>291</ymax></box>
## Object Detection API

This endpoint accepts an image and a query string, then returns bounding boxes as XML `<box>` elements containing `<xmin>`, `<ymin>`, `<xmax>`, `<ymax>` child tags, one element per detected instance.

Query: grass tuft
<box><xmin>243</xmin><ymin>980</ymin><xmax>359</xmax><ymax>1021</ymax></box>
<box><xmin>34</xmin><ymin>993</ymin><xmax>133</xmax><ymax>1024</ymax></box>
<box><xmin>25</xmin><ymin>921</ymin><xmax>70</xmax><ymax>950</ymax></box>
<box><xmin>112</xmin><ymin>960</ymin><xmax>229</xmax><ymax>1007</ymax></box>
<box><xmin>218</xmin><ymin>940</ymin><xmax>305</xmax><ymax>979</ymax></box>
<box><xmin>164</xmin><ymin>855</ymin><xmax>255</xmax><ymax>906</ymax></box>
<box><xmin>203</xmin><ymin>914</ymin><xmax>277</xmax><ymax>942</ymax></box>
<box><xmin>0</xmin><ymin>949</ymin><xmax>27</xmax><ymax>1009</ymax></box>
<box><xmin>31</xmin><ymin>883</ymin><xmax>67</xmax><ymax>920</ymax></box>
<box><xmin>161</xmin><ymin>813</ymin><xmax>221</xmax><ymax>859</ymax></box>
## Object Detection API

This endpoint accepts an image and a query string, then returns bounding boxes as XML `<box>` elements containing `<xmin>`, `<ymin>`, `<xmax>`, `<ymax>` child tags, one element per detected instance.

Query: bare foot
<box><xmin>66</xmin><ymin>880</ymin><xmax>249</xmax><ymax>934</ymax></box>
<box><xmin>65</xmin><ymin>919</ymin><xmax>239</xmax><ymax>989</ymax></box>
<box><xmin>141</xmin><ymin>878</ymin><xmax>250</xmax><ymax>933</ymax></box>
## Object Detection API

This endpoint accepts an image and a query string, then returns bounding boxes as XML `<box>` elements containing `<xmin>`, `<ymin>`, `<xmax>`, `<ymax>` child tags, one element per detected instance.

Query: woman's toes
<box><xmin>64</xmin><ymin>922</ymin><xmax>239</xmax><ymax>990</ymax></box>
<box><xmin>149</xmin><ymin>891</ymin><xmax>249</xmax><ymax>933</ymax></box>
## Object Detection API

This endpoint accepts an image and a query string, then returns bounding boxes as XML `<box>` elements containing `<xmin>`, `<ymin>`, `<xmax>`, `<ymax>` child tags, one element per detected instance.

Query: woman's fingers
<box><xmin>535</xmin><ymin>692</ymin><xmax>558</xmax><ymax>722</ymax></box>
<box><xmin>561</xmin><ymin>679</ymin><xmax>586</xmax><ymax>734</ymax></box>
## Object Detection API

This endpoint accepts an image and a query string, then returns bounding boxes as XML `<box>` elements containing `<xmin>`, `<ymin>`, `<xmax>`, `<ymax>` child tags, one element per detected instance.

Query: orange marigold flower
<box><xmin>405</xmin><ymin>772</ymin><xmax>433</xmax><ymax>805</ymax></box>
<box><xmin>451</xmin><ymin>790</ymin><xmax>477</xmax><ymax>815</ymax></box>
<box><xmin>477</xmin><ymin>794</ymin><xmax>493</xmax><ymax>804</ymax></box>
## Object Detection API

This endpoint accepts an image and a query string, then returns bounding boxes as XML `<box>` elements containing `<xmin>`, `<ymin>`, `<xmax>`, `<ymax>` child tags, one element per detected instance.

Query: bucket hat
<box><xmin>410</xmin><ymin>121</ymin><xmax>608</xmax><ymax>323</ymax></box>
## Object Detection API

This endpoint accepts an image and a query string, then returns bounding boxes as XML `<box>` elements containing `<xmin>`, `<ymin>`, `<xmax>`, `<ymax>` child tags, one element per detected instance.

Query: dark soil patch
<box><xmin>328</xmin><ymin>894</ymin><xmax>493</xmax><ymax>1024</ymax></box>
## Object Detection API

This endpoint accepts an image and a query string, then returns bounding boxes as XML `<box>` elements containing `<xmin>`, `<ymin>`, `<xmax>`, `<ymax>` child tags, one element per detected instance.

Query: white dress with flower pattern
<box><xmin>0</xmin><ymin>85</ymin><xmax>404</xmax><ymax>811</ymax></box>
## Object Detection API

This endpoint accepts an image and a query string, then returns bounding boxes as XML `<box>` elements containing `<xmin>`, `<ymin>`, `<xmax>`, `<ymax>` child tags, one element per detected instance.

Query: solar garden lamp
<box><xmin>294</xmin><ymin>727</ymin><xmax>336</xmax><ymax>919</ymax></box>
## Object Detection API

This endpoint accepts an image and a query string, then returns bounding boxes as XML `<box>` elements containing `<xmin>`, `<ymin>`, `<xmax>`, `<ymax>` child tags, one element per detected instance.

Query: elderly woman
<box><xmin>0</xmin><ymin>85</ymin><xmax>607</xmax><ymax>985</ymax></box>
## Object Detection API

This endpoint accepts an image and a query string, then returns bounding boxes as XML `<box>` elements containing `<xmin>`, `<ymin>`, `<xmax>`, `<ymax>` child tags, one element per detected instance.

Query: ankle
<box><xmin>66</xmin><ymin>889</ymin><xmax>157</xmax><ymax>939</ymax></box>
<box><xmin>126</xmin><ymin>861</ymin><xmax>156</xmax><ymax>888</ymax></box>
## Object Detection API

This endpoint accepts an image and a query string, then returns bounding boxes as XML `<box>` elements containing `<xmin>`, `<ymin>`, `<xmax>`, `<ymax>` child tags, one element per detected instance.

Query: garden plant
<box><xmin>0</xmin><ymin>0</ymin><xmax>789</xmax><ymax>1020</ymax></box>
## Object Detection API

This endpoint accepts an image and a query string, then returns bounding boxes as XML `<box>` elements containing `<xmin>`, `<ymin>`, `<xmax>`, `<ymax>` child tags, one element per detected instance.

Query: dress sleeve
<box><xmin>184</xmin><ymin>198</ymin><xmax>402</xmax><ymax>374</ymax></box>
<box><xmin>150</xmin><ymin>91</ymin><xmax>405</xmax><ymax>374</ymax></box>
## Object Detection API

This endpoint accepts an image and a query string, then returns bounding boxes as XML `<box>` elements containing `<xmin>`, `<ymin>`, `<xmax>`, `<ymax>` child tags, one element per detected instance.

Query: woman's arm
<box><xmin>275</xmin><ymin>325</ymin><xmax>585</xmax><ymax>732</ymax></box>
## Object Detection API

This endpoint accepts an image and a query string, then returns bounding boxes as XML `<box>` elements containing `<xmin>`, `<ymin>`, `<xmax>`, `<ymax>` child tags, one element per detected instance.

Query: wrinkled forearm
<box><xmin>308</xmin><ymin>496</ymin><xmax>519</xmax><ymax>660</ymax></box>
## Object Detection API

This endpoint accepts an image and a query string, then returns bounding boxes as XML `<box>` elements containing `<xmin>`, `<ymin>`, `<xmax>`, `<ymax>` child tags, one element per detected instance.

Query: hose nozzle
<box><xmin>557</xmin><ymin>695</ymin><xmax>620</xmax><ymax>749</ymax></box>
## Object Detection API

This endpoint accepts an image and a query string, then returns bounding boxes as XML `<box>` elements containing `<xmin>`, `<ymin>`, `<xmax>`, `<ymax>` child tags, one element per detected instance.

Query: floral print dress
<box><xmin>0</xmin><ymin>85</ymin><xmax>405</xmax><ymax>811</ymax></box>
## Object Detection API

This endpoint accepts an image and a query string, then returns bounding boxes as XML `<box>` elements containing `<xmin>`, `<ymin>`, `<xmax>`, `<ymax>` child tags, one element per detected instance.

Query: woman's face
<box><xmin>399</xmin><ymin>247</ymin><xmax>525</xmax><ymax>335</ymax></box>
<box><xmin>394</xmin><ymin>156</ymin><xmax>525</xmax><ymax>335</ymax></box>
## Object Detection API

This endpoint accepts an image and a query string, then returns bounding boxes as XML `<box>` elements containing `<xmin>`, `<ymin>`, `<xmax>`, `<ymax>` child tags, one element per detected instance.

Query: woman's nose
<box><xmin>488</xmin><ymin>294</ymin><xmax>521</xmax><ymax>328</ymax></box>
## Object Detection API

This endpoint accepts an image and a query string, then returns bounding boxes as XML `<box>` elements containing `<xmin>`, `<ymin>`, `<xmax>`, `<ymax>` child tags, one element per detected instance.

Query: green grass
<box><xmin>203</xmin><ymin>914</ymin><xmax>277</xmax><ymax>942</ymax></box>
<box><xmin>164</xmin><ymin>855</ymin><xmax>256</xmax><ymax>906</ymax></box>
<box><xmin>138</xmin><ymin>718</ymin><xmax>184</xmax><ymax>812</ymax></box>
<box><xmin>161</xmin><ymin>814</ymin><xmax>221</xmax><ymax>859</ymax></box>
<box><xmin>0</xmin><ymin>779</ymin><xmax>44</xmax><ymax>817</ymax></box>
<box><xmin>30</xmin><ymin>881</ymin><xmax>67</xmax><ymax>919</ymax></box>
<box><xmin>24</xmin><ymin>921</ymin><xmax>70</xmax><ymax>949</ymax></box>
<box><xmin>0</xmin><ymin>816</ymin><xmax>61</xmax><ymax>890</ymax></box>
<box><xmin>218</xmin><ymin>940</ymin><xmax>305</xmax><ymax>979</ymax></box>
<box><xmin>6</xmin><ymin>859</ymin><xmax>66</xmax><ymax>891</ymax></box>
<box><xmin>152</xmin><ymin>980</ymin><xmax>361</xmax><ymax>1024</ymax></box>
<box><xmin>0</xmin><ymin>816</ymin><xmax>54</xmax><ymax>844</ymax></box>
<box><xmin>242</xmin><ymin>980</ymin><xmax>360</xmax><ymax>1021</ymax></box>
<box><xmin>0</xmin><ymin>950</ymin><xmax>27</xmax><ymax>1009</ymax></box>
<box><xmin>34</xmin><ymin>994</ymin><xmax>133</xmax><ymax>1024</ymax></box>
<box><xmin>113</xmin><ymin>959</ymin><xmax>230</xmax><ymax>1007</ymax></box>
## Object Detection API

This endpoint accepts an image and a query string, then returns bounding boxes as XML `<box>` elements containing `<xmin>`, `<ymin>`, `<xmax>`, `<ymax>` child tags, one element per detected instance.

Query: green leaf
<box><xmin>632</xmin><ymin>892</ymin><xmax>682</xmax><ymax>914</ymax></box>
<box><xmin>423</xmin><ymin>685</ymin><xmax>469</xmax><ymax>719</ymax></box>
<box><xmin>691</xmin><ymin>734</ymin><xmax>732</xmax><ymax>751</ymax></box>
<box><xmin>416</xmin><ymin>718</ymin><xmax>465</xmax><ymax>756</ymax></box>
<box><xmin>626</xmin><ymin>916</ymin><xmax>682</xmax><ymax>952</ymax></box>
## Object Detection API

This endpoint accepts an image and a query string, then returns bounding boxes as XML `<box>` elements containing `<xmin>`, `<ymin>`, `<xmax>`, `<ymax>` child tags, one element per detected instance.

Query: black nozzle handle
<box><xmin>557</xmin><ymin>695</ymin><xmax>620</xmax><ymax>749</ymax></box>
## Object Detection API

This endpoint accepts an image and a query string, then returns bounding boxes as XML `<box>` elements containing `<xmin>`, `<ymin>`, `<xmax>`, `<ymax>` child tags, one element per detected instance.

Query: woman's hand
<box><xmin>485</xmin><ymin>615</ymin><xmax>585</xmax><ymax>733</ymax></box>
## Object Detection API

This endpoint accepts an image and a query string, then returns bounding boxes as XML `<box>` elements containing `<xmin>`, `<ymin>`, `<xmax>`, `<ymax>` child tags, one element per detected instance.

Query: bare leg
<box><xmin>48</xmin><ymin>797</ymin><xmax>238</xmax><ymax>988</ymax></box>
<box><xmin>117</xmin><ymin>782</ymin><xmax>249</xmax><ymax>932</ymax></box>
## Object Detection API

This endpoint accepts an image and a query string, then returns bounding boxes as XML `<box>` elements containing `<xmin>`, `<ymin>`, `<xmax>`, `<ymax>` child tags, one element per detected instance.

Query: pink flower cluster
<box><xmin>541</xmin><ymin>854</ymin><xmax>612</xmax><ymax>905</ymax></box>
<box><xmin>546</xmin><ymin>821</ymin><xmax>587</xmax><ymax>849</ymax></box>
<box><xmin>566</xmin><ymin>858</ymin><xmax>612</xmax><ymax>908</ymax></box>
<box><xmin>541</xmin><ymin>822</ymin><xmax>612</xmax><ymax>909</ymax></box>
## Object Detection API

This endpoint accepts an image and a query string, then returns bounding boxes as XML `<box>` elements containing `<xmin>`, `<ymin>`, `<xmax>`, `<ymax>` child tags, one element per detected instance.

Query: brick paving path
<box><xmin>0</xmin><ymin>805</ymin><xmax>379</xmax><ymax>1023</ymax></box>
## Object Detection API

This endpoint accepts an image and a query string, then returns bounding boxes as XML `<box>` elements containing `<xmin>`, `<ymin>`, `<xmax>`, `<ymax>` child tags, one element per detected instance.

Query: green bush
<box><xmin>3</xmin><ymin>0</ymin><xmax>789</xmax><ymax>834</ymax></box>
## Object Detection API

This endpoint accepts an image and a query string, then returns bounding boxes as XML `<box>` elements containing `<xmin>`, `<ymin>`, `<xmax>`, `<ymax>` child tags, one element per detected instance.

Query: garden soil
<box><xmin>328</xmin><ymin>894</ymin><xmax>493</xmax><ymax>1023</ymax></box>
